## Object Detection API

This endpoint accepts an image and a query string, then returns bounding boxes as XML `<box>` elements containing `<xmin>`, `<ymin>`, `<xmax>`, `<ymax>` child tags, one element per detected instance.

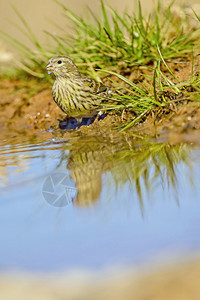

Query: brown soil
<box><xmin>1</xmin><ymin>256</ymin><xmax>200</xmax><ymax>300</ymax></box>
<box><xmin>1</xmin><ymin>56</ymin><xmax>200</xmax><ymax>144</ymax></box>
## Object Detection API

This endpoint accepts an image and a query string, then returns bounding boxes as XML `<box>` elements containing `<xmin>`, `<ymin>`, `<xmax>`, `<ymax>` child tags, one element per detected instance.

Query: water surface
<box><xmin>0</xmin><ymin>133</ymin><xmax>200</xmax><ymax>271</ymax></box>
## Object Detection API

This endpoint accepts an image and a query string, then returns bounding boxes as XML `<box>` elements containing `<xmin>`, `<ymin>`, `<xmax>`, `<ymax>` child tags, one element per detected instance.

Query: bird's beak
<box><xmin>46</xmin><ymin>63</ymin><xmax>55</xmax><ymax>75</ymax></box>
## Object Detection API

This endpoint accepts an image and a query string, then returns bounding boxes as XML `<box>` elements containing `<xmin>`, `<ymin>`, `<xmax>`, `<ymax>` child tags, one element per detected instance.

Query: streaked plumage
<box><xmin>46</xmin><ymin>56</ymin><xmax>112</xmax><ymax>119</ymax></box>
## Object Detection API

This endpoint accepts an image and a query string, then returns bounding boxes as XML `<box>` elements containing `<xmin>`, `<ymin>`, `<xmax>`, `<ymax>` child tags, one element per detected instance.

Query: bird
<box><xmin>46</xmin><ymin>56</ymin><xmax>112</xmax><ymax>123</ymax></box>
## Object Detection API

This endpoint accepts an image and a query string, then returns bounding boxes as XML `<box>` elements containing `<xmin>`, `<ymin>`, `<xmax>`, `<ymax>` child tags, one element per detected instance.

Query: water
<box><xmin>0</xmin><ymin>133</ymin><xmax>200</xmax><ymax>271</ymax></box>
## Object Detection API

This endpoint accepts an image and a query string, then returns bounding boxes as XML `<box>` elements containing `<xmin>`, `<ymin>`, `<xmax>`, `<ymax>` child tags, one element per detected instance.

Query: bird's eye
<box><xmin>57</xmin><ymin>60</ymin><xmax>62</xmax><ymax>64</ymax></box>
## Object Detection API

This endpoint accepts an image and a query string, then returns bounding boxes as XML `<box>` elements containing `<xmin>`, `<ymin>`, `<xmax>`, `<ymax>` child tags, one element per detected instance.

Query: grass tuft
<box><xmin>1</xmin><ymin>0</ymin><xmax>200</xmax><ymax>129</ymax></box>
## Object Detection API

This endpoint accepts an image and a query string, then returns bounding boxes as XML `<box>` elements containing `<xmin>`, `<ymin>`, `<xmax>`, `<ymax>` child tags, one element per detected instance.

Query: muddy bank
<box><xmin>1</xmin><ymin>55</ymin><xmax>200</xmax><ymax>144</ymax></box>
<box><xmin>1</xmin><ymin>76</ymin><xmax>200</xmax><ymax>145</ymax></box>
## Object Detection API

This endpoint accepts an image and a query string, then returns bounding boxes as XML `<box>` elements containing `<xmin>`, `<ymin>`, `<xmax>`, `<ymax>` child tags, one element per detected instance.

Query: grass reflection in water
<box><xmin>55</xmin><ymin>135</ymin><xmax>192</xmax><ymax>208</ymax></box>
<box><xmin>0</xmin><ymin>133</ymin><xmax>194</xmax><ymax>208</ymax></box>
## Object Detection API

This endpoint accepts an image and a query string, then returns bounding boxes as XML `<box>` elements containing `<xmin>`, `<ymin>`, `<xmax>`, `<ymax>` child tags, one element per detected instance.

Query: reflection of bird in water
<box><xmin>63</xmin><ymin>134</ymin><xmax>186</xmax><ymax>208</ymax></box>
<box><xmin>67</xmin><ymin>136</ymin><xmax>113</xmax><ymax>207</ymax></box>
<box><xmin>46</xmin><ymin>56</ymin><xmax>112</xmax><ymax>125</ymax></box>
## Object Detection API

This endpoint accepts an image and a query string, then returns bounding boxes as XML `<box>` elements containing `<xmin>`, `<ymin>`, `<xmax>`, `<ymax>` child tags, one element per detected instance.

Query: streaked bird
<box><xmin>46</xmin><ymin>56</ymin><xmax>112</xmax><ymax>122</ymax></box>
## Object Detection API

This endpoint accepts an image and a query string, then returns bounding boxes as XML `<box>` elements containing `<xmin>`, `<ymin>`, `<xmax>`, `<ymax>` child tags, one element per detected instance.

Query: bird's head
<box><xmin>46</xmin><ymin>56</ymin><xmax>79</xmax><ymax>78</ymax></box>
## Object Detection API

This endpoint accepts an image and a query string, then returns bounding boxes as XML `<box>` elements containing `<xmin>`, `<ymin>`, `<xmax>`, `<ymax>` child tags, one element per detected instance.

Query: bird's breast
<box><xmin>52</xmin><ymin>79</ymin><xmax>94</xmax><ymax>117</ymax></box>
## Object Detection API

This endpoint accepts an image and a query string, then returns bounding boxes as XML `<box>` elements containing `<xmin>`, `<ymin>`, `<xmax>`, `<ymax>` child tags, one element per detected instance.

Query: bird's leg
<box><xmin>92</xmin><ymin>111</ymin><xmax>106</xmax><ymax>125</ymax></box>
<box><xmin>97</xmin><ymin>111</ymin><xmax>103</xmax><ymax>119</ymax></box>
<box><xmin>76</xmin><ymin>118</ymin><xmax>83</xmax><ymax>129</ymax></box>
<box><xmin>91</xmin><ymin>114</ymin><xmax>99</xmax><ymax>125</ymax></box>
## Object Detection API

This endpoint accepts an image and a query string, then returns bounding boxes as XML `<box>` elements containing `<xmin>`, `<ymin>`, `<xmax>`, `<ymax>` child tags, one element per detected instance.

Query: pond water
<box><xmin>0</xmin><ymin>133</ymin><xmax>200</xmax><ymax>272</ymax></box>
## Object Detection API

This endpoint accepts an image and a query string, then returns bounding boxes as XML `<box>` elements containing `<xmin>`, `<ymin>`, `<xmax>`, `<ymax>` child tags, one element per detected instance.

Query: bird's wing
<box><xmin>81</xmin><ymin>76</ymin><xmax>111</xmax><ymax>95</ymax></box>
